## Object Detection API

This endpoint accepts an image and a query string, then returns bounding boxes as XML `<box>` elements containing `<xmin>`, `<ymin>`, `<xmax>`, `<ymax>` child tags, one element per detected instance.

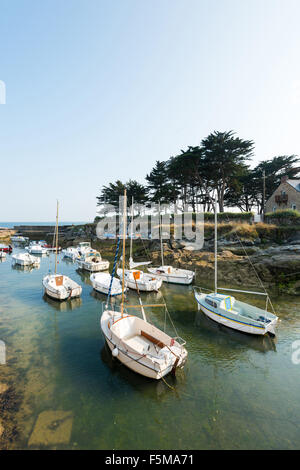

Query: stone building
<box><xmin>265</xmin><ymin>176</ymin><xmax>300</xmax><ymax>213</ymax></box>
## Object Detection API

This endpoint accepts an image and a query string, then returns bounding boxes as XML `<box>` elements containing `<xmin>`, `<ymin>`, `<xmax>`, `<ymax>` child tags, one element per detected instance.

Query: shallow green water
<box><xmin>0</xmin><ymin>247</ymin><xmax>299</xmax><ymax>449</ymax></box>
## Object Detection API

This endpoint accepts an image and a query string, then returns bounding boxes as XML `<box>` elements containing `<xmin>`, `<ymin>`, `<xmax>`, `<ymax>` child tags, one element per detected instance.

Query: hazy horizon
<box><xmin>1</xmin><ymin>0</ymin><xmax>300</xmax><ymax>221</ymax></box>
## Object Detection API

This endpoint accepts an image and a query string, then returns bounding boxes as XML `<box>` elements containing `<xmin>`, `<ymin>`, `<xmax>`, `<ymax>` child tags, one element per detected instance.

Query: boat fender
<box><xmin>112</xmin><ymin>347</ymin><xmax>119</xmax><ymax>357</ymax></box>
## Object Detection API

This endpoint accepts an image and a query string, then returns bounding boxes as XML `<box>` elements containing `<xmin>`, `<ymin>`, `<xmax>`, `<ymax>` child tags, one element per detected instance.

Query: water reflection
<box><xmin>76</xmin><ymin>269</ymin><xmax>93</xmax><ymax>285</ymax></box>
<box><xmin>194</xmin><ymin>311</ymin><xmax>277</xmax><ymax>353</ymax></box>
<box><xmin>42</xmin><ymin>294</ymin><xmax>82</xmax><ymax>311</ymax></box>
<box><xmin>11</xmin><ymin>263</ymin><xmax>40</xmax><ymax>272</ymax></box>
<box><xmin>100</xmin><ymin>343</ymin><xmax>180</xmax><ymax>401</ymax></box>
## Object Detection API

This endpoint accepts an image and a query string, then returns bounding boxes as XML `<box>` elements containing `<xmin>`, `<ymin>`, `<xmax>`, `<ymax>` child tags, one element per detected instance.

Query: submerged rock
<box><xmin>28</xmin><ymin>410</ymin><xmax>73</xmax><ymax>448</ymax></box>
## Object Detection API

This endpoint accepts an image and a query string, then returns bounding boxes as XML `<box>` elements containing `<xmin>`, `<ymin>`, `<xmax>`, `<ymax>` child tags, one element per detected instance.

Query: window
<box><xmin>281</xmin><ymin>190</ymin><xmax>286</xmax><ymax>196</ymax></box>
<box><xmin>205</xmin><ymin>297</ymin><xmax>217</xmax><ymax>309</ymax></box>
<box><xmin>273</xmin><ymin>206</ymin><xmax>276</xmax><ymax>212</ymax></box>
<box><xmin>292</xmin><ymin>204</ymin><xmax>297</xmax><ymax>210</ymax></box>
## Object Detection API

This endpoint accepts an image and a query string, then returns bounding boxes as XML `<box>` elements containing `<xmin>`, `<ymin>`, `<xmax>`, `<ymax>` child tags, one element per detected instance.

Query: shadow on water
<box><xmin>194</xmin><ymin>311</ymin><xmax>277</xmax><ymax>353</ymax></box>
<box><xmin>100</xmin><ymin>343</ymin><xmax>178</xmax><ymax>399</ymax></box>
<box><xmin>42</xmin><ymin>293</ymin><xmax>82</xmax><ymax>312</ymax></box>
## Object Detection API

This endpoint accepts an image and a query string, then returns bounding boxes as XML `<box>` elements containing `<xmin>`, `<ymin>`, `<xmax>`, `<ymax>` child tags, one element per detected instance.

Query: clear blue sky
<box><xmin>1</xmin><ymin>0</ymin><xmax>300</xmax><ymax>221</ymax></box>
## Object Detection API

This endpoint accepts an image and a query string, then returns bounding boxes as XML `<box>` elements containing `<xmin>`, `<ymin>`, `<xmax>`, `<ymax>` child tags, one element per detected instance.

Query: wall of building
<box><xmin>265</xmin><ymin>181</ymin><xmax>300</xmax><ymax>213</ymax></box>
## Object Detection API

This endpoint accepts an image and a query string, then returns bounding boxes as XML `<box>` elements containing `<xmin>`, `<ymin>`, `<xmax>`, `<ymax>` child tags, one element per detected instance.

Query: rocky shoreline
<box><xmin>12</xmin><ymin>222</ymin><xmax>300</xmax><ymax>295</ymax></box>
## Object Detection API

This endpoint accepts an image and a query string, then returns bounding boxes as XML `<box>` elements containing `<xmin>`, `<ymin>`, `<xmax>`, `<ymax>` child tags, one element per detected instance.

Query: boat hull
<box><xmin>12</xmin><ymin>255</ymin><xmax>40</xmax><ymax>267</ymax></box>
<box><xmin>43</xmin><ymin>275</ymin><xmax>82</xmax><ymax>301</ymax></box>
<box><xmin>195</xmin><ymin>295</ymin><xmax>277</xmax><ymax>336</ymax></box>
<box><xmin>104</xmin><ymin>334</ymin><xmax>172</xmax><ymax>379</ymax></box>
<box><xmin>77</xmin><ymin>260</ymin><xmax>109</xmax><ymax>272</ymax></box>
<box><xmin>43</xmin><ymin>286</ymin><xmax>82</xmax><ymax>301</ymax></box>
<box><xmin>125</xmin><ymin>277</ymin><xmax>162</xmax><ymax>292</ymax></box>
<box><xmin>148</xmin><ymin>268</ymin><xmax>194</xmax><ymax>285</ymax></box>
<box><xmin>101</xmin><ymin>310</ymin><xmax>187</xmax><ymax>380</ymax></box>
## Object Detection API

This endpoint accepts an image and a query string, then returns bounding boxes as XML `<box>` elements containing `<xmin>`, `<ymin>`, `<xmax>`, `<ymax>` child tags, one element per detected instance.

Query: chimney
<box><xmin>281</xmin><ymin>175</ymin><xmax>288</xmax><ymax>184</ymax></box>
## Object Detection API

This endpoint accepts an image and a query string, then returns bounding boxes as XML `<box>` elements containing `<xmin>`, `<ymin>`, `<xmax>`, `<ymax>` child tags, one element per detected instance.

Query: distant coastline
<box><xmin>0</xmin><ymin>222</ymin><xmax>89</xmax><ymax>229</ymax></box>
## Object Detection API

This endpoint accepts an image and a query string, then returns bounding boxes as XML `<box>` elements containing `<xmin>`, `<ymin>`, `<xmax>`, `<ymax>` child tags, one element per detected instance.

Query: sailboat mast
<box><xmin>121</xmin><ymin>190</ymin><xmax>127</xmax><ymax>316</ymax></box>
<box><xmin>55</xmin><ymin>200</ymin><xmax>59</xmax><ymax>274</ymax></box>
<box><xmin>214</xmin><ymin>198</ymin><xmax>217</xmax><ymax>293</ymax></box>
<box><xmin>130</xmin><ymin>196</ymin><xmax>133</xmax><ymax>261</ymax></box>
<box><xmin>159</xmin><ymin>202</ymin><xmax>164</xmax><ymax>266</ymax></box>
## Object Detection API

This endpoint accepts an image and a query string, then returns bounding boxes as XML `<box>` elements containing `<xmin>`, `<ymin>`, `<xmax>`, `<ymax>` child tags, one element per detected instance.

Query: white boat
<box><xmin>90</xmin><ymin>272</ymin><xmax>124</xmax><ymax>296</ymax></box>
<box><xmin>77</xmin><ymin>241</ymin><xmax>92</xmax><ymax>255</ymax></box>
<box><xmin>117</xmin><ymin>197</ymin><xmax>160</xmax><ymax>292</ymax></box>
<box><xmin>101</xmin><ymin>307</ymin><xmax>188</xmax><ymax>379</ymax></box>
<box><xmin>11</xmin><ymin>235</ymin><xmax>28</xmax><ymax>243</ymax></box>
<box><xmin>43</xmin><ymin>274</ymin><xmax>82</xmax><ymax>300</ymax></box>
<box><xmin>101</xmin><ymin>189</ymin><xmax>188</xmax><ymax>380</ymax></box>
<box><xmin>77</xmin><ymin>249</ymin><xmax>109</xmax><ymax>272</ymax></box>
<box><xmin>148</xmin><ymin>265</ymin><xmax>194</xmax><ymax>285</ymax></box>
<box><xmin>62</xmin><ymin>247</ymin><xmax>79</xmax><ymax>260</ymax></box>
<box><xmin>117</xmin><ymin>268</ymin><xmax>162</xmax><ymax>292</ymax></box>
<box><xmin>28</xmin><ymin>243</ymin><xmax>48</xmax><ymax>255</ymax></box>
<box><xmin>43</xmin><ymin>201</ymin><xmax>82</xmax><ymax>301</ymax></box>
<box><xmin>147</xmin><ymin>204</ymin><xmax>194</xmax><ymax>285</ymax></box>
<box><xmin>193</xmin><ymin>200</ymin><xmax>278</xmax><ymax>336</ymax></box>
<box><xmin>12</xmin><ymin>252</ymin><xmax>40</xmax><ymax>267</ymax></box>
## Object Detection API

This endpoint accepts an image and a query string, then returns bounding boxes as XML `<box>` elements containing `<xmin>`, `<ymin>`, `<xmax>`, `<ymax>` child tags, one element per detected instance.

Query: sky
<box><xmin>1</xmin><ymin>0</ymin><xmax>300</xmax><ymax>221</ymax></box>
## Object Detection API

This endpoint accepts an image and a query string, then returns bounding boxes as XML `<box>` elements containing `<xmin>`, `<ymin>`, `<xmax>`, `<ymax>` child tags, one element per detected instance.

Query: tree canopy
<box><xmin>96</xmin><ymin>131</ymin><xmax>299</xmax><ymax>214</ymax></box>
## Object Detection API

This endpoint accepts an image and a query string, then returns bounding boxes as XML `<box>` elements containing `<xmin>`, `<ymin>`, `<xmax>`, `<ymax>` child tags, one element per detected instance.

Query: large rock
<box><xmin>28</xmin><ymin>410</ymin><xmax>73</xmax><ymax>447</ymax></box>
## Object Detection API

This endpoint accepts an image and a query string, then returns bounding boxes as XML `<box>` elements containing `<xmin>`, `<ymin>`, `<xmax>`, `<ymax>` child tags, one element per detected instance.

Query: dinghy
<box><xmin>43</xmin><ymin>201</ymin><xmax>82</xmax><ymax>301</ymax></box>
<box><xmin>12</xmin><ymin>252</ymin><xmax>40</xmax><ymax>267</ymax></box>
<box><xmin>90</xmin><ymin>272</ymin><xmax>124</xmax><ymax>296</ymax></box>
<box><xmin>148</xmin><ymin>265</ymin><xmax>194</xmax><ymax>285</ymax></box>
<box><xmin>101</xmin><ymin>190</ymin><xmax>188</xmax><ymax>379</ymax></box>
<box><xmin>117</xmin><ymin>268</ymin><xmax>162</xmax><ymax>292</ymax></box>
<box><xmin>194</xmin><ymin>200</ymin><xmax>278</xmax><ymax>336</ymax></box>
<box><xmin>43</xmin><ymin>274</ymin><xmax>82</xmax><ymax>300</ymax></box>
<box><xmin>77</xmin><ymin>249</ymin><xmax>109</xmax><ymax>272</ymax></box>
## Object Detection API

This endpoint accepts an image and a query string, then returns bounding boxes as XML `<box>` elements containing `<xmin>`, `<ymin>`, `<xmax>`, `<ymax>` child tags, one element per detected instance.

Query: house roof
<box><xmin>287</xmin><ymin>179</ymin><xmax>300</xmax><ymax>192</ymax></box>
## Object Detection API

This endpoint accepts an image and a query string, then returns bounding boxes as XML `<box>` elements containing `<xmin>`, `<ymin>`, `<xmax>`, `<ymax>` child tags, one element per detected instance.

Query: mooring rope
<box><xmin>223</xmin><ymin>213</ymin><xmax>277</xmax><ymax>316</ymax></box>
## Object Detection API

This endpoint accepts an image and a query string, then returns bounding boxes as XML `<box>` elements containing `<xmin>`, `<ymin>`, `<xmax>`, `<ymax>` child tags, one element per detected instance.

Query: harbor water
<box><xmin>0</xmin><ymin>247</ymin><xmax>299</xmax><ymax>449</ymax></box>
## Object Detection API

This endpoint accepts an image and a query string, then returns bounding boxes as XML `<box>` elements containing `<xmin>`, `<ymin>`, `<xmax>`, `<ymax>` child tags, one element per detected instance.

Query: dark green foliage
<box><xmin>96</xmin><ymin>131</ymin><xmax>299</xmax><ymax>215</ymax></box>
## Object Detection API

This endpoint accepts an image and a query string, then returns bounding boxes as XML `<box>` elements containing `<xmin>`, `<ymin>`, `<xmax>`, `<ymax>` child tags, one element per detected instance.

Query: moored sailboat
<box><xmin>147</xmin><ymin>204</ymin><xmax>195</xmax><ymax>285</ymax></box>
<box><xmin>43</xmin><ymin>202</ymin><xmax>82</xmax><ymax>301</ymax></box>
<box><xmin>100</xmin><ymin>190</ymin><xmax>188</xmax><ymax>379</ymax></box>
<box><xmin>194</xmin><ymin>200</ymin><xmax>278</xmax><ymax>336</ymax></box>
<box><xmin>117</xmin><ymin>198</ymin><xmax>162</xmax><ymax>292</ymax></box>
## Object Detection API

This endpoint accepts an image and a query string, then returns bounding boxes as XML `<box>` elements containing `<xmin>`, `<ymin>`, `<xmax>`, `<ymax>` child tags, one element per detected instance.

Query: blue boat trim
<box><xmin>196</xmin><ymin>297</ymin><xmax>265</xmax><ymax>330</ymax></box>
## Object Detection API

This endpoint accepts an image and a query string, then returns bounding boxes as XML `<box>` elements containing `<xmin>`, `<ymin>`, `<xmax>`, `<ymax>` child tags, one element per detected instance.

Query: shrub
<box><xmin>265</xmin><ymin>209</ymin><xmax>300</xmax><ymax>219</ymax></box>
<box><xmin>204</xmin><ymin>211</ymin><xmax>253</xmax><ymax>221</ymax></box>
